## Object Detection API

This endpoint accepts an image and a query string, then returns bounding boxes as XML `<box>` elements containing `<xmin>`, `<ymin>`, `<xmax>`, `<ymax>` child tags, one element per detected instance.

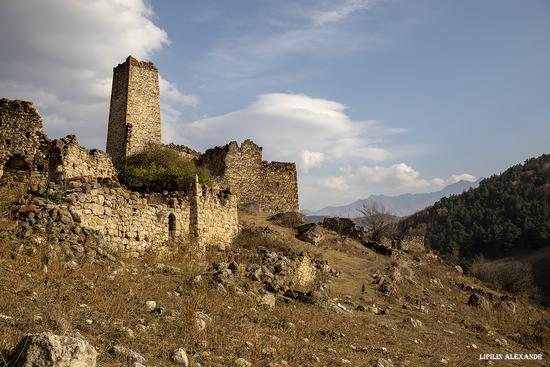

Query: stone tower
<box><xmin>106</xmin><ymin>56</ymin><xmax>161</xmax><ymax>168</ymax></box>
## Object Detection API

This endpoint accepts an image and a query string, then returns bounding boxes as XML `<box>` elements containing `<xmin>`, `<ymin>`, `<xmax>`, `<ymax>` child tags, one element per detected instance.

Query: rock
<box><xmin>109</xmin><ymin>345</ymin><xmax>146</xmax><ymax>365</ymax></box>
<box><xmin>260</xmin><ymin>293</ymin><xmax>276</xmax><ymax>308</ymax></box>
<box><xmin>11</xmin><ymin>332</ymin><xmax>97</xmax><ymax>367</ymax></box>
<box><xmin>374</xmin><ymin>358</ymin><xmax>394</xmax><ymax>367</ymax></box>
<box><xmin>269</xmin><ymin>212</ymin><xmax>304</xmax><ymax>228</ymax></box>
<box><xmin>234</xmin><ymin>358</ymin><xmax>252</xmax><ymax>367</ymax></box>
<box><xmin>500</xmin><ymin>300</ymin><xmax>516</xmax><ymax>314</ymax></box>
<box><xmin>194</xmin><ymin>317</ymin><xmax>207</xmax><ymax>331</ymax></box>
<box><xmin>144</xmin><ymin>300</ymin><xmax>157</xmax><ymax>312</ymax></box>
<box><xmin>403</xmin><ymin>317</ymin><xmax>423</xmax><ymax>328</ymax></box>
<box><xmin>454</xmin><ymin>265</ymin><xmax>464</xmax><ymax>274</ymax></box>
<box><xmin>171</xmin><ymin>348</ymin><xmax>189</xmax><ymax>366</ymax></box>
<box><xmin>467</xmin><ymin>293</ymin><xmax>490</xmax><ymax>309</ymax></box>
<box><xmin>296</xmin><ymin>223</ymin><xmax>324</xmax><ymax>245</ymax></box>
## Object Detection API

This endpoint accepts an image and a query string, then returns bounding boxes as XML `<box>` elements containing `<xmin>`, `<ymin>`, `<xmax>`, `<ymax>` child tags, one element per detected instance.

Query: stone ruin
<box><xmin>0</xmin><ymin>56</ymin><xmax>300</xmax><ymax>256</ymax></box>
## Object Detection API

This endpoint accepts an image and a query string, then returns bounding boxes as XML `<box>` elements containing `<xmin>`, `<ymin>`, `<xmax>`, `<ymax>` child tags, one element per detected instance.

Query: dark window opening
<box><xmin>4</xmin><ymin>154</ymin><xmax>29</xmax><ymax>171</ymax></box>
<box><xmin>168</xmin><ymin>213</ymin><xmax>176</xmax><ymax>238</ymax></box>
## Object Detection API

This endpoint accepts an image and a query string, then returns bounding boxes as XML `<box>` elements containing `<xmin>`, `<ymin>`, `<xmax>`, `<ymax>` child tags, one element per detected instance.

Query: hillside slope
<box><xmin>1</xmin><ymin>212</ymin><xmax>548</xmax><ymax>366</ymax></box>
<box><xmin>399</xmin><ymin>154</ymin><xmax>550</xmax><ymax>263</ymax></box>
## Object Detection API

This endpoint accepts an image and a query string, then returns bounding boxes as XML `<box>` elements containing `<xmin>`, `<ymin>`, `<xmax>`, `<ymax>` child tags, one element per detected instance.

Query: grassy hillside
<box><xmin>1</xmin><ymin>209</ymin><xmax>549</xmax><ymax>366</ymax></box>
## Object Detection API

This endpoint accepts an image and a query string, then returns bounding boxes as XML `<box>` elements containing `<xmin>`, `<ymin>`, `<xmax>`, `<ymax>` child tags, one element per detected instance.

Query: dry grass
<box><xmin>0</xmin><ymin>211</ymin><xmax>548</xmax><ymax>366</ymax></box>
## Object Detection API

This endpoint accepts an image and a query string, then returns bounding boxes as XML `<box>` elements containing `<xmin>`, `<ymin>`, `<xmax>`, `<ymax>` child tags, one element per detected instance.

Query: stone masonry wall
<box><xmin>68</xmin><ymin>184</ymin><xmax>193</xmax><ymax>256</ymax></box>
<box><xmin>1</xmin><ymin>98</ymin><xmax>239</xmax><ymax>256</ymax></box>
<box><xmin>200</xmin><ymin>140</ymin><xmax>264</xmax><ymax>210</ymax></box>
<box><xmin>261</xmin><ymin>161</ymin><xmax>299</xmax><ymax>213</ymax></box>
<box><xmin>199</xmin><ymin>140</ymin><xmax>299</xmax><ymax>214</ymax></box>
<box><xmin>0</xmin><ymin>99</ymin><xmax>49</xmax><ymax>177</ymax></box>
<box><xmin>125</xmin><ymin>57</ymin><xmax>161</xmax><ymax>157</ymax></box>
<box><xmin>195</xmin><ymin>186</ymin><xmax>239</xmax><ymax>247</ymax></box>
<box><xmin>50</xmin><ymin>135</ymin><xmax>116</xmax><ymax>181</ymax></box>
<box><xmin>106</xmin><ymin>56</ymin><xmax>161</xmax><ymax>168</ymax></box>
<box><xmin>106</xmin><ymin>59</ymin><xmax>129</xmax><ymax>168</ymax></box>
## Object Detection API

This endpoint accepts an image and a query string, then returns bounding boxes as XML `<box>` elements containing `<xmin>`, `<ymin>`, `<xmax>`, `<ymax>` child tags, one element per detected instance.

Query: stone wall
<box><xmin>195</xmin><ymin>186</ymin><xmax>239</xmax><ymax>247</ymax></box>
<box><xmin>68</xmin><ymin>184</ymin><xmax>193</xmax><ymax>256</ymax></box>
<box><xmin>49</xmin><ymin>135</ymin><xmax>116</xmax><ymax>181</ymax></box>
<box><xmin>106</xmin><ymin>56</ymin><xmax>161</xmax><ymax>168</ymax></box>
<box><xmin>1</xmin><ymin>98</ymin><xmax>239</xmax><ymax>256</ymax></box>
<box><xmin>163</xmin><ymin>143</ymin><xmax>201</xmax><ymax>161</ymax></box>
<box><xmin>261</xmin><ymin>161</ymin><xmax>299</xmax><ymax>213</ymax></box>
<box><xmin>0</xmin><ymin>99</ymin><xmax>50</xmax><ymax>192</ymax></box>
<box><xmin>199</xmin><ymin>140</ymin><xmax>299</xmax><ymax>214</ymax></box>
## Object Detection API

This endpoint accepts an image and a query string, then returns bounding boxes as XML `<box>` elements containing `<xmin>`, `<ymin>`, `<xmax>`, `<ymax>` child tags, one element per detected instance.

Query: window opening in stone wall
<box><xmin>168</xmin><ymin>213</ymin><xmax>176</xmax><ymax>238</ymax></box>
<box><xmin>4</xmin><ymin>154</ymin><xmax>29</xmax><ymax>171</ymax></box>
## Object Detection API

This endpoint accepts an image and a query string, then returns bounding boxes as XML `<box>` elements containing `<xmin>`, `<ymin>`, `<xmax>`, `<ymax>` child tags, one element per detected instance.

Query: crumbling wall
<box><xmin>199</xmin><ymin>140</ymin><xmax>299</xmax><ymax>214</ymax></box>
<box><xmin>49</xmin><ymin>135</ymin><xmax>116</xmax><ymax>181</ymax></box>
<box><xmin>261</xmin><ymin>161</ymin><xmax>299</xmax><ymax>213</ymax></box>
<box><xmin>0</xmin><ymin>99</ymin><xmax>49</xmax><ymax>190</ymax></box>
<box><xmin>200</xmin><ymin>140</ymin><xmax>264</xmax><ymax>210</ymax></box>
<box><xmin>164</xmin><ymin>143</ymin><xmax>201</xmax><ymax>161</ymax></box>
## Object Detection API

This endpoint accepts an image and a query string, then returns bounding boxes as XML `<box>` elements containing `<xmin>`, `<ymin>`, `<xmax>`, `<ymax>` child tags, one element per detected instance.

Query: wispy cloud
<box><xmin>310</xmin><ymin>0</ymin><xmax>374</xmax><ymax>25</ymax></box>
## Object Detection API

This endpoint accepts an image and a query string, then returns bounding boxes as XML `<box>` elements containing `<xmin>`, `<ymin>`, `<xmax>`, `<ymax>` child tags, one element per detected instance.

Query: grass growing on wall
<box><xmin>121</xmin><ymin>144</ymin><xmax>210</xmax><ymax>190</ymax></box>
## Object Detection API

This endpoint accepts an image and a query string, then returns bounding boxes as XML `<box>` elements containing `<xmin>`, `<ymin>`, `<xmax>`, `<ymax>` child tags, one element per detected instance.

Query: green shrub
<box><xmin>120</xmin><ymin>144</ymin><xmax>210</xmax><ymax>191</ymax></box>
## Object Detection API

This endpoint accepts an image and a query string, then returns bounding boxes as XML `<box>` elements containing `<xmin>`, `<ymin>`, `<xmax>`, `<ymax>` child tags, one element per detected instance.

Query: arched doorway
<box><xmin>168</xmin><ymin>213</ymin><xmax>176</xmax><ymax>238</ymax></box>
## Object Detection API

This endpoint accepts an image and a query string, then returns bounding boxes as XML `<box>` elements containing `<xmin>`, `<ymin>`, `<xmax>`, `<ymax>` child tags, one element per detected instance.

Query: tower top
<box><xmin>114</xmin><ymin>55</ymin><xmax>158</xmax><ymax>72</ymax></box>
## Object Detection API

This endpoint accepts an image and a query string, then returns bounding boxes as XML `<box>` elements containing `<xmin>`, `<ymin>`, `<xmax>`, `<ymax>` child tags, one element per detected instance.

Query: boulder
<box><xmin>296</xmin><ymin>223</ymin><xmax>324</xmax><ymax>245</ymax></box>
<box><xmin>269</xmin><ymin>212</ymin><xmax>304</xmax><ymax>228</ymax></box>
<box><xmin>171</xmin><ymin>348</ymin><xmax>189</xmax><ymax>366</ymax></box>
<box><xmin>10</xmin><ymin>332</ymin><xmax>97</xmax><ymax>367</ymax></box>
<box><xmin>468</xmin><ymin>293</ymin><xmax>490</xmax><ymax>309</ymax></box>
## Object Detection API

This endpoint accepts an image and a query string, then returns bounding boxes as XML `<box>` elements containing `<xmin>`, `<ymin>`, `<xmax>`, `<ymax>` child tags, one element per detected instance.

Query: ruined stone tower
<box><xmin>106</xmin><ymin>56</ymin><xmax>161</xmax><ymax>168</ymax></box>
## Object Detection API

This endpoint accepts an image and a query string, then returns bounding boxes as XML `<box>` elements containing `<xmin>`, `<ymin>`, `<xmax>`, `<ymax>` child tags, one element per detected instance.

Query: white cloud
<box><xmin>0</xmin><ymin>0</ymin><xmax>192</xmax><ymax>149</ymax></box>
<box><xmin>302</xmin><ymin>163</ymin><xmax>476</xmax><ymax>210</ymax></box>
<box><xmin>181</xmin><ymin>93</ymin><xmax>397</xmax><ymax>164</ymax></box>
<box><xmin>159</xmin><ymin>76</ymin><xmax>199</xmax><ymax>108</ymax></box>
<box><xmin>311</xmin><ymin>0</ymin><xmax>373</xmax><ymax>25</ymax></box>
<box><xmin>301</xmin><ymin>150</ymin><xmax>325</xmax><ymax>172</ymax></box>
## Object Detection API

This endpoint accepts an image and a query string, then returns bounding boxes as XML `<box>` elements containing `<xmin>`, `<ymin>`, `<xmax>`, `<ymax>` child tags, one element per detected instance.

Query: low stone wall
<box><xmin>50</xmin><ymin>135</ymin><xmax>116</xmax><ymax>181</ymax></box>
<box><xmin>61</xmin><ymin>177</ymin><xmax>239</xmax><ymax>256</ymax></box>
<box><xmin>67</xmin><ymin>184</ymin><xmax>192</xmax><ymax>255</ymax></box>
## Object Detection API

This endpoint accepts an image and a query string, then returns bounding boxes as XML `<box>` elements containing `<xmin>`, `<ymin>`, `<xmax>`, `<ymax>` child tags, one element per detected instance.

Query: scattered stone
<box><xmin>374</xmin><ymin>358</ymin><xmax>394</xmax><ymax>367</ymax></box>
<box><xmin>269</xmin><ymin>212</ymin><xmax>305</xmax><ymax>228</ymax></box>
<box><xmin>500</xmin><ymin>300</ymin><xmax>516</xmax><ymax>314</ymax></box>
<box><xmin>144</xmin><ymin>300</ymin><xmax>156</xmax><ymax>312</ymax></box>
<box><xmin>296</xmin><ymin>223</ymin><xmax>324</xmax><ymax>245</ymax></box>
<box><xmin>171</xmin><ymin>348</ymin><xmax>189</xmax><ymax>366</ymax></box>
<box><xmin>468</xmin><ymin>293</ymin><xmax>490</xmax><ymax>309</ymax></box>
<box><xmin>454</xmin><ymin>265</ymin><xmax>464</xmax><ymax>274</ymax></box>
<box><xmin>260</xmin><ymin>293</ymin><xmax>276</xmax><ymax>308</ymax></box>
<box><xmin>11</xmin><ymin>332</ymin><xmax>97</xmax><ymax>367</ymax></box>
<box><xmin>495</xmin><ymin>338</ymin><xmax>508</xmax><ymax>347</ymax></box>
<box><xmin>234</xmin><ymin>357</ymin><xmax>252</xmax><ymax>367</ymax></box>
<box><xmin>110</xmin><ymin>345</ymin><xmax>146</xmax><ymax>365</ymax></box>
<box><xmin>403</xmin><ymin>317</ymin><xmax>423</xmax><ymax>328</ymax></box>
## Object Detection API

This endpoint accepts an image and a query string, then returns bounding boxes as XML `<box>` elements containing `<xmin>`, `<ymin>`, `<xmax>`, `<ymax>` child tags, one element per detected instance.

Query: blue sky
<box><xmin>1</xmin><ymin>0</ymin><xmax>549</xmax><ymax>210</ymax></box>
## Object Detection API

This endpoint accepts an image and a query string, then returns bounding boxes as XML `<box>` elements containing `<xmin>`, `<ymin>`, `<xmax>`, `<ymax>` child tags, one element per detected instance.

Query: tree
<box><xmin>357</xmin><ymin>201</ymin><xmax>396</xmax><ymax>242</ymax></box>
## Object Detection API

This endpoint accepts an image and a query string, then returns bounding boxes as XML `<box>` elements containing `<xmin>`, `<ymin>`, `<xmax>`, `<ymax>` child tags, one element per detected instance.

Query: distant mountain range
<box><xmin>304</xmin><ymin>179</ymin><xmax>480</xmax><ymax>218</ymax></box>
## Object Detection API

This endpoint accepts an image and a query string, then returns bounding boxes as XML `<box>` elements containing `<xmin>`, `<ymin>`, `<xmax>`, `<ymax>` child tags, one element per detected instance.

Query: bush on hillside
<box><xmin>470</xmin><ymin>256</ymin><xmax>538</xmax><ymax>299</ymax></box>
<box><xmin>120</xmin><ymin>144</ymin><xmax>210</xmax><ymax>191</ymax></box>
